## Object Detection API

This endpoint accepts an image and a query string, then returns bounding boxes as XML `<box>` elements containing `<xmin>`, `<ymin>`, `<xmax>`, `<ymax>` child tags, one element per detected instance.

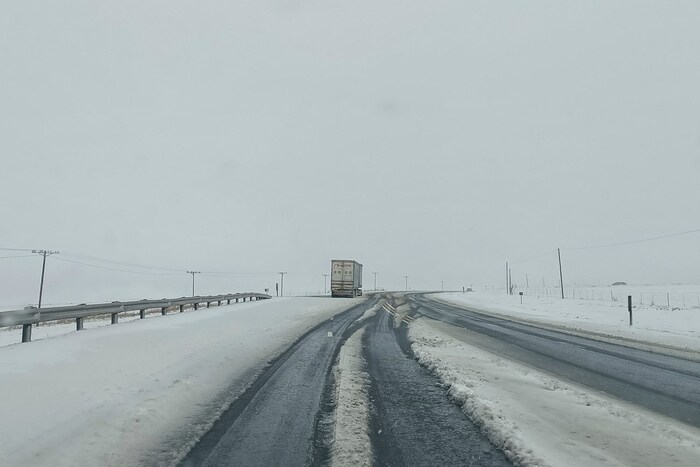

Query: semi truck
<box><xmin>330</xmin><ymin>259</ymin><xmax>363</xmax><ymax>298</ymax></box>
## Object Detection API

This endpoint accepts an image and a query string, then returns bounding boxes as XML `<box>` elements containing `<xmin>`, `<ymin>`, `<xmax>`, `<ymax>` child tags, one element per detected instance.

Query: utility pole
<box><xmin>508</xmin><ymin>268</ymin><xmax>512</xmax><ymax>295</ymax></box>
<box><xmin>187</xmin><ymin>271</ymin><xmax>201</xmax><ymax>297</ymax></box>
<box><xmin>557</xmin><ymin>248</ymin><xmax>565</xmax><ymax>299</ymax></box>
<box><xmin>373</xmin><ymin>272</ymin><xmax>378</xmax><ymax>291</ymax></box>
<box><xmin>322</xmin><ymin>274</ymin><xmax>329</xmax><ymax>294</ymax></box>
<box><xmin>404</xmin><ymin>275</ymin><xmax>409</xmax><ymax>291</ymax></box>
<box><xmin>279</xmin><ymin>272</ymin><xmax>287</xmax><ymax>297</ymax></box>
<box><xmin>32</xmin><ymin>250</ymin><xmax>59</xmax><ymax>309</ymax></box>
<box><xmin>525</xmin><ymin>274</ymin><xmax>529</xmax><ymax>289</ymax></box>
<box><xmin>505</xmin><ymin>262</ymin><xmax>509</xmax><ymax>294</ymax></box>
<box><xmin>441</xmin><ymin>280</ymin><xmax>444</xmax><ymax>292</ymax></box>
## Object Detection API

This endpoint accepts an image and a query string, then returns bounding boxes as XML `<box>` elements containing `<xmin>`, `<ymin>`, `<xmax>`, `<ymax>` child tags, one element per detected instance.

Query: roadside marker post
<box><xmin>628</xmin><ymin>295</ymin><xmax>633</xmax><ymax>326</ymax></box>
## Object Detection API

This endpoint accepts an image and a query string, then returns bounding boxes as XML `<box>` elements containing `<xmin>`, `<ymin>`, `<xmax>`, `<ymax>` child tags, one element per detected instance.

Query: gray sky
<box><xmin>2</xmin><ymin>1</ymin><xmax>699</xmax><ymax>307</ymax></box>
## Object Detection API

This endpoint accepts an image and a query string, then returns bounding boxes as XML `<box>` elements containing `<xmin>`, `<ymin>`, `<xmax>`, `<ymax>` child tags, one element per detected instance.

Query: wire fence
<box><xmin>518</xmin><ymin>286</ymin><xmax>700</xmax><ymax>310</ymax></box>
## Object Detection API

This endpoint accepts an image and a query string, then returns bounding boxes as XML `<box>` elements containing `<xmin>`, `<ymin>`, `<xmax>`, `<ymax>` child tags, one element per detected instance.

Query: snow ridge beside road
<box><xmin>409</xmin><ymin>318</ymin><xmax>700</xmax><ymax>467</ymax></box>
<box><xmin>330</xmin><ymin>325</ymin><xmax>373</xmax><ymax>467</ymax></box>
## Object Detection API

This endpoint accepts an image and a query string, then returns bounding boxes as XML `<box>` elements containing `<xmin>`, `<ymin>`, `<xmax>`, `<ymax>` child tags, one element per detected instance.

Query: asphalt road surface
<box><xmin>408</xmin><ymin>293</ymin><xmax>700</xmax><ymax>428</ymax></box>
<box><xmin>364</xmin><ymin>309</ymin><xmax>511</xmax><ymax>466</ymax></box>
<box><xmin>182</xmin><ymin>295</ymin><xmax>514</xmax><ymax>466</ymax></box>
<box><xmin>182</xmin><ymin>298</ymin><xmax>377</xmax><ymax>466</ymax></box>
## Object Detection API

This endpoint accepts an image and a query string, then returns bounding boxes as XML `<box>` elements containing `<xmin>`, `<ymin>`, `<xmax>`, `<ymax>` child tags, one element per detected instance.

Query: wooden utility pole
<box><xmin>279</xmin><ymin>272</ymin><xmax>287</xmax><ymax>297</ymax></box>
<box><xmin>187</xmin><ymin>271</ymin><xmax>201</xmax><ymax>297</ymax></box>
<box><xmin>32</xmin><ymin>250</ymin><xmax>59</xmax><ymax>308</ymax></box>
<box><xmin>557</xmin><ymin>248</ymin><xmax>565</xmax><ymax>299</ymax></box>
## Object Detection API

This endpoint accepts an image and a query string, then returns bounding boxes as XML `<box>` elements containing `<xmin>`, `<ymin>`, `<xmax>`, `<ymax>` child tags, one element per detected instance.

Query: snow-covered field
<box><xmin>0</xmin><ymin>297</ymin><xmax>362</xmax><ymax>467</ymax></box>
<box><xmin>521</xmin><ymin>284</ymin><xmax>700</xmax><ymax>310</ymax></box>
<box><xmin>409</xmin><ymin>318</ymin><xmax>700</xmax><ymax>467</ymax></box>
<box><xmin>431</xmin><ymin>290</ymin><xmax>700</xmax><ymax>354</ymax></box>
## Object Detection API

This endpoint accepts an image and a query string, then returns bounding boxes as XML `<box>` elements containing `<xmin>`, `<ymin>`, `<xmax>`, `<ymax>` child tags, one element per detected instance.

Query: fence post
<box><xmin>628</xmin><ymin>295</ymin><xmax>633</xmax><ymax>326</ymax></box>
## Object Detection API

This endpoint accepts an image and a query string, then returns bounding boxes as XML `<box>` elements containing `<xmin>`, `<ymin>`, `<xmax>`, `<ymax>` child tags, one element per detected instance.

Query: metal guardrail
<box><xmin>0</xmin><ymin>292</ymin><xmax>272</xmax><ymax>343</ymax></box>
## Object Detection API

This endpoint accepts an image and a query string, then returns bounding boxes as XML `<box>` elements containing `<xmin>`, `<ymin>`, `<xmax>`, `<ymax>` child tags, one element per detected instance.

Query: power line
<box><xmin>0</xmin><ymin>247</ymin><xmax>34</xmax><ymax>252</ymax></box>
<box><xmin>199</xmin><ymin>270</ymin><xmax>278</xmax><ymax>276</ymax></box>
<box><xmin>63</xmin><ymin>252</ymin><xmax>278</xmax><ymax>276</ymax></box>
<box><xmin>62</xmin><ymin>252</ymin><xmax>186</xmax><ymax>273</ymax></box>
<box><xmin>0</xmin><ymin>254</ymin><xmax>35</xmax><ymax>259</ymax></box>
<box><xmin>563</xmin><ymin>228</ymin><xmax>700</xmax><ymax>251</ymax></box>
<box><xmin>509</xmin><ymin>249</ymin><xmax>558</xmax><ymax>263</ymax></box>
<box><xmin>51</xmin><ymin>256</ymin><xmax>182</xmax><ymax>276</ymax></box>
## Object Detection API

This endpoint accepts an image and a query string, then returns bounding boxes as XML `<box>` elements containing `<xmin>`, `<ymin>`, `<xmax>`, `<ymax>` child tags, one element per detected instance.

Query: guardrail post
<box><xmin>236</xmin><ymin>298</ymin><xmax>239</xmax><ymax>303</ymax></box>
<box><xmin>206</xmin><ymin>302</ymin><xmax>211</xmax><ymax>308</ymax></box>
<box><xmin>22</xmin><ymin>324</ymin><xmax>32</xmax><ymax>343</ymax></box>
<box><xmin>194</xmin><ymin>303</ymin><xmax>199</xmax><ymax>310</ymax></box>
<box><xmin>227</xmin><ymin>299</ymin><xmax>231</xmax><ymax>305</ymax></box>
<box><xmin>179</xmin><ymin>305</ymin><xmax>184</xmax><ymax>313</ymax></box>
<box><xmin>140</xmin><ymin>309</ymin><xmax>146</xmax><ymax>319</ymax></box>
<box><xmin>161</xmin><ymin>307</ymin><xmax>167</xmax><ymax>316</ymax></box>
<box><xmin>111</xmin><ymin>313</ymin><xmax>118</xmax><ymax>324</ymax></box>
<box><xmin>217</xmin><ymin>300</ymin><xmax>221</xmax><ymax>306</ymax></box>
<box><xmin>76</xmin><ymin>317</ymin><xmax>84</xmax><ymax>331</ymax></box>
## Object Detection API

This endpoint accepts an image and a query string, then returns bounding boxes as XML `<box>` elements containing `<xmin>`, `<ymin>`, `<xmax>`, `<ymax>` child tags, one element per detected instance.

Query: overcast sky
<box><xmin>1</xmin><ymin>1</ymin><xmax>699</xmax><ymax>308</ymax></box>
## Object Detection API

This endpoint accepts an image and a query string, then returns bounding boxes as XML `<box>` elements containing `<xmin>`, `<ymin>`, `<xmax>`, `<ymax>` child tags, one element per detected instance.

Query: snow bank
<box><xmin>356</xmin><ymin>300</ymin><xmax>383</xmax><ymax>324</ymax></box>
<box><xmin>409</xmin><ymin>318</ymin><xmax>700</xmax><ymax>467</ymax></box>
<box><xmin>0</xmin><ymin>297</ymin><xmax>363</xmax><ymax>466</ymax></box>
<box><xmin>432</xmin><ymin>290</ymin><xmax>700</xmax><ymax>354</ymax></box>
<box><xmin>331</xmin><ymin>326</ymin><xmax>372</xmax><ymax>466</ymax></box>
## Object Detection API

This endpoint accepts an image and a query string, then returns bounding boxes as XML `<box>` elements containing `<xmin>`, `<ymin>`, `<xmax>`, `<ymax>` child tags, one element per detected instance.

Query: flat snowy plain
<box><xmin>0</xmin><ymin>297</ymin><xmax>362</xmax><ymax>466</ymax></box>
<box><xmin>408</xmin><ymin>291</ymin><xmax>700</xmax><ymax>466</ymax></box>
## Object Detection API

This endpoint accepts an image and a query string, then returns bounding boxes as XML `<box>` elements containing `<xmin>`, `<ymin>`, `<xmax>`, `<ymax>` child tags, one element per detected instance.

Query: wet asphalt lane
<box><xmin>410</xmin><ymin>294</ymin><xmax>700</xmax><ymax>428</ymax></box>
<box><xmin>182</xmin><ymin>299</ymin><xmax>375</xmax><ymax>466</ymax></box>
<box><xmin>364</xmin><ymin>310</ymin><xmax>512</xmax><ymax>466</ymax></box>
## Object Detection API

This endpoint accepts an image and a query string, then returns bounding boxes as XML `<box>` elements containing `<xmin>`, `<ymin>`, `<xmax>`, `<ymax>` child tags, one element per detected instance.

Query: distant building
<box><xmin>611</xmin><ymin>281</ymin><xmax>627</xmax><ymax>286</ymax></box>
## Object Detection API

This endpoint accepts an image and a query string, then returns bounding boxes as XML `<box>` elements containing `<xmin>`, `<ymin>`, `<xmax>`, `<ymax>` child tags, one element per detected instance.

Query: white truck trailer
<box><xmin>330</xmin><ymin>260</ymin><xmax>363</xmax><ymax>298</ymax></box>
